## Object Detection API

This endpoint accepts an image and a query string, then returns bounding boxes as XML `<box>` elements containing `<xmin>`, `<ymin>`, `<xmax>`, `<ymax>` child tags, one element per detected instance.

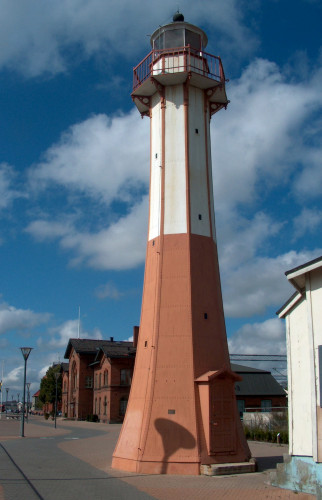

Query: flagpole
<box><xmin>78</xmin><ymin>306</ymin><xmax>80</xmax><ymax>339</ymax></box>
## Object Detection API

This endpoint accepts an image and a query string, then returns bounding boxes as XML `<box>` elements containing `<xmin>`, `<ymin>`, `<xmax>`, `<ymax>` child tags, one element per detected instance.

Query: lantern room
<box><xmin>151</xmin><ymin>12</ymin><xmax>208</xmax><ymax>52</ymax></box>
<box><xmin>131</xmin><ymin>12</ymin><xmax>228</xmax><ymax>118</ymax></box>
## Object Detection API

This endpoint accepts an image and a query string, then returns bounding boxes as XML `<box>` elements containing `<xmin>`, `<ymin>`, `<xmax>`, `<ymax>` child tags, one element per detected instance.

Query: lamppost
<box><xmin>5</xmin><ymin>388</ymin><xmax>9</xmax><ymax>413</ymax></box>
<box><xmin>54</xmin><ymin>372</ymin><xmax>60</xmax><ymax>429</ymax></box>
<box><xmin>20</xmin><ymin>347</ymin><xmax>33</xmax><ymax>437</ymax></box>
<box><xmin>26</xmin><ymin>383</ymin><xmax>31</xmax><ymax>422</ymax></box>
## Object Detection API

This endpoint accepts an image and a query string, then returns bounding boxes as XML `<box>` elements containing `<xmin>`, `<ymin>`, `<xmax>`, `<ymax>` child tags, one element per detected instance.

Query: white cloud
<box><xmin>217</xmin><ymin>211</ymin><xmax>283</xmax><ymax>271</ymax></box>
<box><xmin>95</xmin><ymin>282</ymin><xmax>124</xmax><ymax>300</ymax></box>
<box><xmin>293</xmin><ymin>148</ymin><xmax>322</xmax><ymax>198</ymax></box>
<box><xmin>211</xmin><ymin>58</ymin><xmax>322</xmax><ymax>212</ymax></box>
<box><xmin>0</xmin><ymin>163</ymin><xmax>24</xmax><ymax>210</ymax></box>
<box><xmin>0</xmin><ymin>301</ymin><xmax>51</xmax><ymax>335</ymax></box>
<box><xmin>292</xmin><ymin>207</ymin><xmax>322</xmax><ymax>241</ymax></box>
<box><xmin>0</xmin><ymin>0</ymin><xmax>256</xmax><ymax>77</ymax></box>
<box><xmin>25</xmin><ymin>218</ymin><xmax>74</xmax><ymax>242</ymax></box>
<box><xmin>5</xmin><ymin>365</ymin><xmax>23</xmax><ymax>384</ymax></box>
<box><xmin>228</xmin><ymin>318</ymin><xmax>286</xmax><ymax>355</ymax></box>
<box><xmin>29</xmin><ymin>111</ymin><xmax>149</xmax><ymax>205</ymax></box>
<box><xmin>26</xmin><ymin>196</ymin><xmax>148</xmax><ymax>270</ymax></box>
<box><xmin>48</xmin><ymin>319</ymin><xmax>103</xmax><ymax>348</ymax></box>
<box><xmin>221</xmin><ymin>249</ymin><xmax>322</xmax><ymax>318</ymax></box>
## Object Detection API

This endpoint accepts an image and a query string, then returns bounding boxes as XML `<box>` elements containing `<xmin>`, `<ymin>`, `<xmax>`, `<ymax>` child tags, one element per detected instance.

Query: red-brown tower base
<box><xmin>112</xmin><ymin>234</ymin><xmax>250</xmax><ymax>474</ymax></box>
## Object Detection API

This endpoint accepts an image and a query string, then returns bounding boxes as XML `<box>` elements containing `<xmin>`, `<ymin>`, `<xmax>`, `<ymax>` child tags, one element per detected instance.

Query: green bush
<box><xmin>86</xmin><ymin>414</ymin><xmax>99</xmax><ymax>422</ymax></box>
<box><xmin>243</xmin><ymin>425</ymin><xmax>288</xmax><ymax>444</ymax></box>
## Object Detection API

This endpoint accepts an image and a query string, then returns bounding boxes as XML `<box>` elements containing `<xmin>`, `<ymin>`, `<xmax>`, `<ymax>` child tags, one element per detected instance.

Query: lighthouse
<box><xmin>112</xmin><ymin>13</ymin><xmax>251</xmax><ymax>475</ymax></box>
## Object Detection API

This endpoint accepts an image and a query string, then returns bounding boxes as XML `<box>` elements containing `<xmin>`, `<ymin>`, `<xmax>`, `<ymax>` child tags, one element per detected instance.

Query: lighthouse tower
<box><xmin>112</xmin><ymin>14</ymin><xmax>251</xmax><ymax>475</ymax></box>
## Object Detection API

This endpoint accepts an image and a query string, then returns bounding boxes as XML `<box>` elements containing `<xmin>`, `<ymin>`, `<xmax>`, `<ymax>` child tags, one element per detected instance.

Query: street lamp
<box><xmin>54</xmin><ymin>372</ymin><xmax>60</xmax><ymax>429</ymax></box>
<box><xmin>26</xmin><ymin>383</ymin><xmax>31</xmax><ymax>422</ymax></box>
<box><xmin>5</xmin><ymin>388</ymin><xmax>9</xmax><ymax>413</ymax></box>
<box><xmin>20</xmin><ymin>347</ymin><xmax>33</xmax><ymax>437</ymax></box>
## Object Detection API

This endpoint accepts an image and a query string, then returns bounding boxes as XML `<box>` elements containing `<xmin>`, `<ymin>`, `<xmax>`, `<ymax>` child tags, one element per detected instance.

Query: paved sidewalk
<box><xmin>0</xmin><ymin>417</ymin><xmax>316</xmax><ymax>499</ymax></box>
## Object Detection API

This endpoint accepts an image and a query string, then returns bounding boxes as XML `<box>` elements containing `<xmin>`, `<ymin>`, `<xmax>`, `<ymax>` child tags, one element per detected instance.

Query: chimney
<box><xmin>133</xmin><ymin>326</ymin><xmax>139</xmax><ymax>347</ymax></box>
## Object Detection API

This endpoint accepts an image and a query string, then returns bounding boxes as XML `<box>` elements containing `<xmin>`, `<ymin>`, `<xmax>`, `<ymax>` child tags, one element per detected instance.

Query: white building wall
<box><xmin>148</xmin><ymin>94</ymin><xmax>162</xmax><ymax>241</ymax></box>
<box><xmin>164</xmin><ymin>85</ymin><xmax>187</xmax><ymax>235</ymax></box>
<box><xmin>287</xmin><ymin>298</ymin><xmax>313</xmax><ymax>456</ymax></box>
<box><xmin>189</xmin><ymin>86</ymin><xmax>211</xmax><ymax>237</ymax></box>
<box><xmin>310</xmin><ymin>269</ymin><xmax>322</xmax><ymax>408</ymax></box>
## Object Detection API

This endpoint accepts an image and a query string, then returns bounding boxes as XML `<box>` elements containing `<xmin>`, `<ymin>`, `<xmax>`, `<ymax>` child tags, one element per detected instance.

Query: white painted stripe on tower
<box><xmin>207</xmin><ymin>119</ymin><xmax>217</xmax><ymax>242</ymax></box>
<box><xmin>189</xmin><ymin>87</ymin><xmax>211</xmax><ymax>238</ymax></box>
<box><xmin>148</xmin><ymin>94</ymin><xmax>162</xmax><ymax>240</ymax></box>
<box><xmin>164</xmin><ymin>85</ymin><xmax>187</xmax><ymax>235</ymax></box>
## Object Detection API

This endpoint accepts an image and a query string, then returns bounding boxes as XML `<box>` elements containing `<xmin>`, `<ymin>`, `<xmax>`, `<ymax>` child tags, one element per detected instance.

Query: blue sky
<box><xmin>1</xmin><ymin>0</ymin><xmax>322</xmax><ymax>398</ymax></box>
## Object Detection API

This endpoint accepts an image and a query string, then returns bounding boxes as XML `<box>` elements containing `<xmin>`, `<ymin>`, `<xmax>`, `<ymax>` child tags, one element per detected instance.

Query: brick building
<box><xmin>90</xmin><ymin>343</ymin><xmax>136</xmax><ymax>423</ymax></box>
<box><xmin>61</xmin><ymin>362</ymin><xmax>69</xmax><ymax>417</ymax></box>
<box><xmin>232</xmin><ymin>363</ymin><xmax>286</xmax><ymax>416</ymax></box>
<box><xmin>63</xmin><ymin>337</ymin><xmax>136</xmax><ymax>421</ymax></box>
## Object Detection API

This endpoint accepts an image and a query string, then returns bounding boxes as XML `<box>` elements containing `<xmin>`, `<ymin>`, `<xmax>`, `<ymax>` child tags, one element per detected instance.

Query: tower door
<box><xmin>209</xmin><ymin>379</ymin><xmax>236</xmax><ymax>454</ymax></box>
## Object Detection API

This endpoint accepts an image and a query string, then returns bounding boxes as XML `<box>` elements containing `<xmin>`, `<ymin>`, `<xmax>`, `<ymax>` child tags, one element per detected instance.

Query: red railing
<box><xmin>133</xmin><ymin>46</ymin><xmax>225</xmax><ymax>92</ymax></box>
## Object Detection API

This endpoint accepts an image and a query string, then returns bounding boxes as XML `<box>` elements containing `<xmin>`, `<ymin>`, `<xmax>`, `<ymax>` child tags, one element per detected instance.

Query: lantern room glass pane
<box><xmin>164</xmin><ymin>29</ymin><xmax>184</xmax><ymax>49</ymax></box>
<box><xmin>185</xmin><ymin>30</ymin><xmax>201</xmax><ymax>50</ymax></box>
<box><xmin>154</xmin><ymin>33</ymin><xmax>164</xmax><ymax>50</ymax></box>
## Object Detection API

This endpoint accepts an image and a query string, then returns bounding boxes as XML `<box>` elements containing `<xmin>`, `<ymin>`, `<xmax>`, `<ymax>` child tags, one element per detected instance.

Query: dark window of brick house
<box><xmin>120</xmin><ymin>369</ymin><xmax>132</xmax><ymax>386</ymax></box>
<box><xmin>119</xmin><ymin>397</ymin><xmax>128</xmax><ymax>416</ymax></box>
<box><xmin>261</xmin><ymin>400</ymin><xmax>272</xmax><ymax>412</ymax></box>
<box><xmin>85</xmin><ymin>376</ymin><xmax>93</xmax><ymax>388</ymax></box>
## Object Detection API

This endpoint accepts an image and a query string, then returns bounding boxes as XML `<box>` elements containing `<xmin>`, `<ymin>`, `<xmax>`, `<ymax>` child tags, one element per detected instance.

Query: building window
<box><xmin>237</xmin><ymin>400</ymin><xmax>245</xmax><ymax>418</ymax></box>
<box><xmin>99</xmin><ymin>373</ymin><xmax>102</xmax><ymax>389</ymax></box>
<box><xmin>85</xmin><ymin>376</ymin><xmax>93</xmax><ymax>388</ymax></box>
<box><xmin>99</xmin><ymin>397</ymin><xmax>101</xmax><ymax>415</ymax></box>
<box><xmin>261</xmin><ymin>400</ymin><xmax>272</xmax><ymax>412</ymax></box>
<box><xmin>95</xmin><ymin>373</ymin><xmax>98</xmax><ymax>389</ymax></box>
<box><xmin>120</xmin><ymin>369</ymin><xmax>132</xmax><ymax>386</ymax></box>
<box><xmin>119</xmin><ymin>397</ymin><xmax>128</xmax><ymax>416</ymax></box>
<box><xmin>95</xmin><ymin>398</ymin><xmax>97</xmax><ymax>414</ymax></box>
<box><xmin>104</xmin><ymin>396</ymin><xmax>107</xmax><ymax>415</ymax></box>
<box><xmin>71</xmin><ymin>363</ymin><xmax>77</xmax><ymax>391</ymax></box>
<box><xmin>104</xmin><ymin>370</ymin><xmax>108</xmax><ymax>386</ymax></box>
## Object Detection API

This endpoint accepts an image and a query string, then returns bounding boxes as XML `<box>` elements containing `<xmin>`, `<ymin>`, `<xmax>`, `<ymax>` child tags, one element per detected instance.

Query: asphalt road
<box><xmin>0</xmin><ymin>422</ymin><xmax>154</xmax><ymax>500</ymax></box>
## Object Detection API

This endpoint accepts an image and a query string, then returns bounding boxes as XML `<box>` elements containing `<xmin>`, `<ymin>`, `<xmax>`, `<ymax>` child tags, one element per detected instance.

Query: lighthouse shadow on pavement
<box><xmin>155</xmin><ymin>418</ymin><xmax>196</xmax><ymax>474</ymax></box>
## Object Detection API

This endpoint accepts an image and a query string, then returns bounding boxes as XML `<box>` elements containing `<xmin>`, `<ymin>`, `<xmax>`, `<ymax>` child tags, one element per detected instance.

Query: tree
<box><xmin>39</xmin><ymin>364</ymin><xmax>62</xmax><ymax>406</ymax></box>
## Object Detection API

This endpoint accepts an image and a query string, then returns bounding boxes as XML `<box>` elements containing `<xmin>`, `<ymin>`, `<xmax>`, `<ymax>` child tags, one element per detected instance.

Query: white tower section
<box><xmin>133</xmin><ymin>20</ymin><xmax>227</xmax><ymax>243</ymax></box>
